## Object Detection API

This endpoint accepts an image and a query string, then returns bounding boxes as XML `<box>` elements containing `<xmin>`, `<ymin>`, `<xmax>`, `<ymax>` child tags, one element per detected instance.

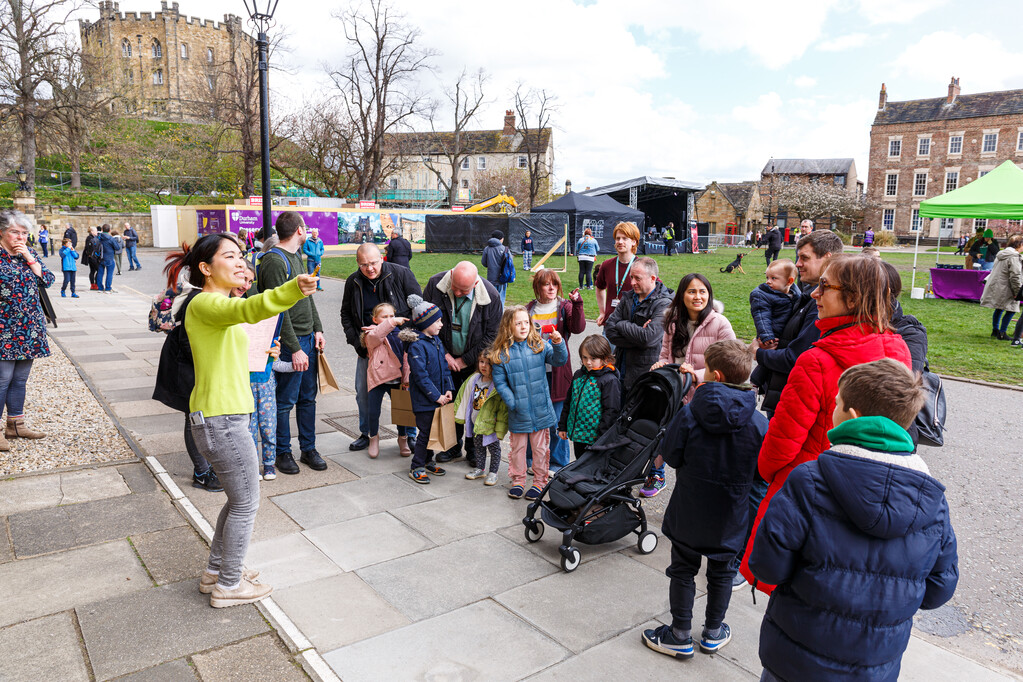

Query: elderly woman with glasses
<box><xmin>739</xmin><ymin>254</ymin><xmax>912</xmax><ymax>594</ymax></box>
<box><xmin>0</xmin><ymin>211</ymin><xmax>56</xmax><ymax>451</ymax></box>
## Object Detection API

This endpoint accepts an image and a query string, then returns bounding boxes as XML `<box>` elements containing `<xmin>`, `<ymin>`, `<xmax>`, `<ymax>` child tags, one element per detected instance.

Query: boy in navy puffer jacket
<box><xmin>750</xmin><ymin>358</ymin><xmax>958</xmax><ymax>682</ymax></box>
<box><xmin>403</xmin><ymin>295</ymin><xmax>455</xmax><ymax>484</ymax></box>
<box><xmin>749</xmin><ymin>259</ymin><xmax>797</xmax><ymax>346</ymax></box>
<box><xmin>643</xmin><ymin>340</ymin><xmax>768</xmax><ymax>660</ymax></box>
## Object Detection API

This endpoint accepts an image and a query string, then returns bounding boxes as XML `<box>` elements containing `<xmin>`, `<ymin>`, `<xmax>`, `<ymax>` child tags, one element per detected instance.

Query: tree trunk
<box><xmin>20</xmin><ymin>109</ymin><xmax>36</xmax><ymax>192</ymax></box>
<box><xmin>70</xmin><ymin>143</ymin><xmax>82</xmax><ymax>190</ymax></box>
<box><xmin>242</xmin><ymin>152</ymin><xmax>256</xmax><ymax>199</ymax></box>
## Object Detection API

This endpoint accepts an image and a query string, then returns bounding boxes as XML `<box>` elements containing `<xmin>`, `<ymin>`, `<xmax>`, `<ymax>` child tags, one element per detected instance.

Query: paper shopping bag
<box><xmin>317</xmin><ymin>351</ymin><xmax>339</xmax><ymax>395</ymax></box>
<box><xmin>427</xmin><ymin>403</ymin><xmax>457</xmax><ymax>451</ymax></box>
<box><xmin>390</xmin><ymin>388</ymin><xmax>418</xmax><ymax>427</ymax></box>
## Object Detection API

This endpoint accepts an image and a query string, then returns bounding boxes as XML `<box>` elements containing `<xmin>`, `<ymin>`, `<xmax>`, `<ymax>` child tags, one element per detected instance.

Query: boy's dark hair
<box><xmin>796</xmin><ymin>229</ymin><xmax>844</xmax><ymax>258</ymax></box>
<box><xmin>275</xmin><ymin>212</ymin><xmax>304</xmax><ymax>241</ymax></box>
<box><xmin>703</xmin><ymin>339</ymin><xmax>752</xmax><ymax>385</ymax></box>
<box><xmin>579</xmin><ymin>334</ymin><xmax>614</xmax><ymax>363</ymax></box>
<box><xmin>102</xmin><ymin>223</ymin><xmax>111</xmax><ymax>233</ymax></box>
<box><xmin>837</xmin><ymin>359</ymin><xmax>924</xmax><ymax>429</ymax></box>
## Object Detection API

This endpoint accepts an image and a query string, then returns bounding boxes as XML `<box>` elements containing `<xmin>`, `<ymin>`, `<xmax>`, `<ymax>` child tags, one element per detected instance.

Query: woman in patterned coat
<box><xmin>0</xmin><ymin>211</ymin><xmax>55</xmax><ymax>451</ymax></box>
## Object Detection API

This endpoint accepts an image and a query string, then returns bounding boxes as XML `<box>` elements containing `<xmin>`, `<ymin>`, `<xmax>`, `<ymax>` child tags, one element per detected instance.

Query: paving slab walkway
<box><xmin>2</xmin><ymin>248</ymin><xmax>1017</xmax><ymax>681</ymax></box>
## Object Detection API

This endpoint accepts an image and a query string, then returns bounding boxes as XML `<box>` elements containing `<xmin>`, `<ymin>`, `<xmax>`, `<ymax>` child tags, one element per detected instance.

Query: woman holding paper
<box><xmin>166</xmin><ymin>232</ymin><xmax>318</xmax><ymax>608</ymax></box>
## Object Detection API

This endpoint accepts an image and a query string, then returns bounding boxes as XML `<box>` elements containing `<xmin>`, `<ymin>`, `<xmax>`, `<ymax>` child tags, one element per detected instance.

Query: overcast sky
<box><xmin>87</xmin><ymin>0</ymin><xmax>1023</xmax><ymax>190</ymax></box>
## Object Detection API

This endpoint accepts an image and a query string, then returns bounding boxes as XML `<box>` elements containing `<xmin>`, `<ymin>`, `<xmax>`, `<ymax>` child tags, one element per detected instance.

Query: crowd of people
<box><xmin>123</xmin><ymin>208</ymin><xmax>961</xmax><ymax>679</ymax></box>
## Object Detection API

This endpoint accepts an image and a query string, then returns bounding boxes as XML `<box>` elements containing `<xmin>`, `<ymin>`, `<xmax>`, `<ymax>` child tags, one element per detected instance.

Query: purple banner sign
<box><xmin>196</xmin><ymin>209</ymin><xmax>226</xmax><ymax>236</ymax></box>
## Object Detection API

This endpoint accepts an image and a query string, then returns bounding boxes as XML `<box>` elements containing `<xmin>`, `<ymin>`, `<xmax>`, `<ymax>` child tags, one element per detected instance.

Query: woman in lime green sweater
<box><xmin>173</xmin><ymin>233</ymin><xmax>317</xmax><ymax>608</ymax></box>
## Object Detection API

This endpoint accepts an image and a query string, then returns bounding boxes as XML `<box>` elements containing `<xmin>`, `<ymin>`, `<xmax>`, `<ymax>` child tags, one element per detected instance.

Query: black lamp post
<box><xmin>242</xmin><ymin>0</ymin><xmax>279</xmax><ymax>241</ymax></box>
<box><xmin>15</xmin><ymin>166</ymin><xmax>28</xmax><ymax>192</ymax></box>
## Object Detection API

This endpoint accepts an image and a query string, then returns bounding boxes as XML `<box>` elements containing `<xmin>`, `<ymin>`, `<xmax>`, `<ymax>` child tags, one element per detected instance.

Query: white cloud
<box><xmin>733</xmin><ymin>93</ymin><xmax>785</xmax><ymax>131</ymax></box>
<box><xmin>794</xmin><ymin>75</ymin><xmax>818</xmax><ymax>88</ymax></box>
<box><xmin>817</xmin><ymin>33</ymin><xmax>869</xmax><ymax>52</ymax></box>
<box><xmin>892</xmin><ymin>32</ymin><xmax>1023</xmax><ymax>93</ymax></box>
<box><xmin>858</xmin><ymin>0</ymin><xmax>946</xmax><ymax>24</ymax></box>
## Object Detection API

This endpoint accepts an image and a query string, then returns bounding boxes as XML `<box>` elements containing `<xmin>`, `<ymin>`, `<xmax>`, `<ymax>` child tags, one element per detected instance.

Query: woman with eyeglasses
<box><xmin>0</xmin><ymin>211</ymin><xmax>56</xmax><ymax>451</ymax></box>
<box><xmin>739</xmin><ymin>254</ymin><xmax>911</xmax><ymax>594</ymax></box>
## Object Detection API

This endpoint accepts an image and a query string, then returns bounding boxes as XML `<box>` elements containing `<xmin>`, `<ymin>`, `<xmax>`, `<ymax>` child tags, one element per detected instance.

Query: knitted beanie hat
<box><xmin>984</xmin><ymin>228</ymin><xmax>994</xmax><ymax>238</ymax></box>
<box><xmin>407</xmin><ymin>294</ymin><xmax>442</xmax><ymax>331</ymax></box>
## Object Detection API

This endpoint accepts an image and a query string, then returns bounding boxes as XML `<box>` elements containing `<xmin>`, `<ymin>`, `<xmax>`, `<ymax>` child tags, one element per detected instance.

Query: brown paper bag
<box><xmin>427</xmin><ymin>403</ymin><xmax>457</xmax><ymax>451</ymax></box>
<box><xmin>317</xmin><ymin>351</ymin><xmax>339</xmax><ymax>395</ymax></box>
<box><xmin>390</xmin><ymin>388</ymin><xmax>417</xmax><ymax>427</ymax></box>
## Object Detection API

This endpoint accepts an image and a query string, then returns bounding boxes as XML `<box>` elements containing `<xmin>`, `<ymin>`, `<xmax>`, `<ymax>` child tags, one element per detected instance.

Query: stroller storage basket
<box><xmin>542</xmin><ymin>502</ymin><xmax>641</xmax><ymax>545</ymax></box>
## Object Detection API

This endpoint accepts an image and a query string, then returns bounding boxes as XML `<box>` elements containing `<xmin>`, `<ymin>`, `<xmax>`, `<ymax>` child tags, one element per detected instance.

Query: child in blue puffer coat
<box><xmin>750</xmin><ymin>359</ymin><xmax>958</xmax><ymax>682</ymax></box>
<box><xmin>490</xmin><ymin>305</ymin><xmax>568</xmax><ymax>500</ymax></box>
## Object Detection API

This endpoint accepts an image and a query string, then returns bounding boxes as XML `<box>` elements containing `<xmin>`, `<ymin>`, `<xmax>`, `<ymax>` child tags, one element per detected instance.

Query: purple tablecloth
<box><xmin>930</xmin><ymin>268</ymin><xmax>989</xmax><ymax>300</ymax></box>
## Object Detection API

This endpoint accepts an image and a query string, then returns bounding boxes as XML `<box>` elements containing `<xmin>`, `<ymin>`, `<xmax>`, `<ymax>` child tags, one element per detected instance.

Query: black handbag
<box><xmin>914</xmin><ymin>366</ymin><xmax>946</xmax><ymax>448</ymax></box>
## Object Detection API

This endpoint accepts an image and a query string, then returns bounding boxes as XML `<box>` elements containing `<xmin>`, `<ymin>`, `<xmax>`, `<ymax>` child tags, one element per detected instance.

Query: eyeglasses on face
<box><xmin>815</xmin><ymin>278</ymin><xmax>844</xmax><ymax>292</ymax></box>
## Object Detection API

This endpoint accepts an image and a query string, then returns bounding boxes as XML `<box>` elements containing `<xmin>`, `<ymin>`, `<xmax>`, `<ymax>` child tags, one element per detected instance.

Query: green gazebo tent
<box><xmin>910</xmin><ymin>160</ymin><xmax>1023</xmax><ymax>291</ymax></box>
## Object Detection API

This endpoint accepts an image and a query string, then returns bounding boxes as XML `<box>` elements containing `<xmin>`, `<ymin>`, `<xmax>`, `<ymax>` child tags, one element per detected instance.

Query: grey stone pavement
<box><xmin>1</xmin><ymin>247</ymin><xmax>1020</xmax><ymax>680</ymax></box>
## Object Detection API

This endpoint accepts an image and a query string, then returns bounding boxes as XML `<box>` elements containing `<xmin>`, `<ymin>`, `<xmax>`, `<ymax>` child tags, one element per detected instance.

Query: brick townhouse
<box><xmin>868</xmin><ymin>77</ymin><xmax>1023</xmax><ymax>239</ymax></box>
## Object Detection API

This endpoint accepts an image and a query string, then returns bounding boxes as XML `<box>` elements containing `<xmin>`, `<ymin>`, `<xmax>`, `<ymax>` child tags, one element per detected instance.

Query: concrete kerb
<box><xmin>47</xmin><ymin>325</ymin><xmax>328</xmax><ymax>678</ymax></box>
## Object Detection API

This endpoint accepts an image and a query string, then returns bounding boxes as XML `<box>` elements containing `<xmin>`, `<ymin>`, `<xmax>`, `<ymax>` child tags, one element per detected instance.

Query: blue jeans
<box><xmin>40</xmin><ymin>241</ymin><xmax>49</xmax><ymax>257</ymax></box>
<box><xmin>497</xmin><ymin>283</ymin><xmax>508</xmax><ymax>303</ymax></box>
<box><xmin>0</xmin><ymin>359</ymin><xmax>33</xmax><ymax>417</ymax></box>
<box><xmin>993</xmin><ymin>310</ymin><xmax>1016</xmax><ymax>333</ymax></box>
<box><xmin>981</xmin><ymin>260</ymin><xmax>994</xmax><ymax>271</ymax></box>
<box><xmin>275</xmin><ymin>333</ymin><xmax>318</xmax><ymax>454</ymax></box>
<box><xmin>97</xmin><ymin>259</ymin><xmax>115</xmax><ymax>290</ymax></box>
<box><xmin>355</xmin><ymin>355</ymin><xmax>369</xmax><ymax>436</ymax></box>
<box><xmin>366</xmin><ymin>383</ymin><xmax>417</xmax><ymax>442</ymax></box>
<box><xmin>126</xmin><ymin>243</ymin><xmax>141</xmax><ymax>269</ymax></box>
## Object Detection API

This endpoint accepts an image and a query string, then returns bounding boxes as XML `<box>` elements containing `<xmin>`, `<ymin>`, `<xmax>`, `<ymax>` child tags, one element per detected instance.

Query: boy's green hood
<box><xmin>827</xmin><ymin>415</ymin><xmax>914</xmax><ymax>453</ymax></box>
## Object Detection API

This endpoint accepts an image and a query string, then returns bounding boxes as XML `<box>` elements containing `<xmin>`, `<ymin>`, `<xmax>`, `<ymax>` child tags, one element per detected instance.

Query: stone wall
<box><xmin>38</xmin><ymin>210</ymin><xmax>154</xmax><ymax>246</ymax></box>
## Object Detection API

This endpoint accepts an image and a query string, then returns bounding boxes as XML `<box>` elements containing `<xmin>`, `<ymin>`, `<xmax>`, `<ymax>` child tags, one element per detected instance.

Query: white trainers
<box><xmin>465</xmin><ymin>468</ymin><xmax>486</xmax><ymax>480</ymax></box>
<box><xmin>484</xmin><ymin>472</ymin><xmax>498</xmax><ymax>486</ymax></box>
<box><xmin>210</xmin><ymin>576</ymin><xmax>272</xmax><ymax>608</ymax></box>
<box><xmin>199</xmin><ymin>567</ymin><xmax>261</xmax><ymax>594</ymax></box>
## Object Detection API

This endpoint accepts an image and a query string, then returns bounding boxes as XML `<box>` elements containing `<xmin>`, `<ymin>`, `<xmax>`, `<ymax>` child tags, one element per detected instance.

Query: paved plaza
<box><xmin>0</xmin><ymin>248</ymin><xmax>1020</xmax><ymax>681</ymax></box>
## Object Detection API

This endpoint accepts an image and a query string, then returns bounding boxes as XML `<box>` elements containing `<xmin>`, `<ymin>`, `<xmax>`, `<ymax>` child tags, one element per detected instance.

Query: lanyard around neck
<box><xmin>615</xmin><ymin>256</ymin><xmax>635</xmax><ymax>297</ymax></box>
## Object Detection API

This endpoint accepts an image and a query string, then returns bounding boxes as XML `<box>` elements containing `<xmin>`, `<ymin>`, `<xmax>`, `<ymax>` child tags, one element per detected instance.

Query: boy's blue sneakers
<box><xmin>642</xmin><ymin>624</ymin><xmax>694</xmax><ymax>659</ymax></box>
<box><xmin>699</xmin><ymin>623</ymin><xmax>732</xmax><ymax>654</ymax></box>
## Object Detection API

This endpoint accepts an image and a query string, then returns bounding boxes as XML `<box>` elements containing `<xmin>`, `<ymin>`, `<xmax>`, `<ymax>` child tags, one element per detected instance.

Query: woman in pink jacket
<box><xmin>362</xmin><ymin>302</ymin><xmax>415</xmax><ymax>458</ymax></box>
<box><xmin>643</xmin><ymin>273</ymin><xmax>736</xmax><ymax>497</ymax></box>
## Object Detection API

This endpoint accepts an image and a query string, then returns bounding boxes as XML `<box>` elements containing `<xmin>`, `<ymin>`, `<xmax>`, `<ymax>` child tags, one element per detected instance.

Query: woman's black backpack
<box><xmin>152</xmin><ymin>291</ymin><xmax>199</xmax><ymax>413</ymax></box>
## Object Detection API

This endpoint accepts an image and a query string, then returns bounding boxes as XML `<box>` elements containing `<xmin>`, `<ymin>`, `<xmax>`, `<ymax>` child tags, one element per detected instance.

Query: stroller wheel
<box><xmin>560</xmin><ymin>547</ymin><xmax>581</xmax><ymax>572</ymax></box>
<box><xmin>524</xmin><ymin>520</ymin><xmax>545</xmax><ymax>543</ymax></box>
<box><xmin>637</xmin><ymin>531</ymin><xmax>658</xmax><ymax>555</ymax></box>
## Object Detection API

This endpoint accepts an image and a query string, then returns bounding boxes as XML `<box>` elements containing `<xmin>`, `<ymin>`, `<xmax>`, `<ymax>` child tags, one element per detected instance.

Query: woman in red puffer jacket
<box><xmin>741</xmin><ymin>255</ymin><xmax>912</xmax><ymax>594</ymax></box>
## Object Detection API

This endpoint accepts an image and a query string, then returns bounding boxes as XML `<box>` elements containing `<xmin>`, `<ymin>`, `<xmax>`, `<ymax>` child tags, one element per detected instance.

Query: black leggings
<box><xmin>1014</xmin><ymin>315</ymin><xmax>1023</xmax><ymax>341</ymax></box>
<box><xmin>88</xmin><ymin>261</ymin><xmax>99</xmax><ymax>286</ymax></box>
<box><xmin>765</xmin><ymin>248</ymin><xmax>780</xmax><ymax>266</ymax></box>
<box><xmin>578</xmin><ymin>260</ymin><xmax>594</xmax><ymax>288</ymax></box>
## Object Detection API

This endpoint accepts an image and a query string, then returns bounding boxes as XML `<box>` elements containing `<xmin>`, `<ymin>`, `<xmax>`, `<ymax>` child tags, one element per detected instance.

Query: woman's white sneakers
<box><xmin>209</xmin><ymin>576</ymin><xmax>272</xmax><ymax>608</ymax></box>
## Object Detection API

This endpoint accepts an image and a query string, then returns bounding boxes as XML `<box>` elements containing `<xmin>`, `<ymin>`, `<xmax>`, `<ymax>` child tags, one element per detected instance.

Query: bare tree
<box><xmin>513</xmin><ymin>86</ymin><xmax>556</xmax><ymax>209</ymax></box>
<box><xmin>271</xmin><ymin>99</ymin><xmax>356</xmax><ymax>198</ymax></box>
<box><xmin>0</xmin><ymin>0</ymin><xmax>79</xmax><ymax>191</ymax></box>
<box><xmin>328</xmin><ymin>0</ymin><xmax>434</xmax><ymax>199</ymax></box>
<box><xmin>472</xmin><ymin>167</ymin><xmax>529</xmax><ymax>206</ymax></box>
<box><xmin>410</xmin><ymin>68</ymin><xmax>488</xmax><ymax>206</ymax></box>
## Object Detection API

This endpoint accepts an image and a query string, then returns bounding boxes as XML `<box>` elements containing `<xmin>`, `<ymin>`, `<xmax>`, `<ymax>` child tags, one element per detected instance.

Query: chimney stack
<box><xmin>503</xmin><ymin>110</ymin><xmax>515</xmax><ymax>135</ymax></box>
<box><xmin>947</xmin><ymin>77</ymin><xmax>960</xmax><ymax>105</ymax></box>
<box><xmin>878</xmin><ymin>83</ymin><xmax>887</xmax><ymax>111</ymax></box>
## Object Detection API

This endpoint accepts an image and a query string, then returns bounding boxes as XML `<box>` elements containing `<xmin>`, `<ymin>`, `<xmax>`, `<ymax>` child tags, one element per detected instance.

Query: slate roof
<box><xmin>873</xmin><ymin>88</ymin><xmax>1023</xmax><ymax>126</ymax></box>
<box><xmin>389</xmin><ymin>128</ymin><xmax>551</xmax><ymax>155</ymax></box>
<box><xmin>717</xmin><ymin>182</ymin><xmax>757</xmax><ymax>212</ymax></box>
<box><xmin>761</xmin><ymin>158</ymin><xmax>854</xmax><ymax>176</ymax></box>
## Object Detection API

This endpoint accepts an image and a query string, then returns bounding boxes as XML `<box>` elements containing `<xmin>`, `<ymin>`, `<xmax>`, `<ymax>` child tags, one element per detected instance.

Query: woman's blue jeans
<box><xmin>366</xmin><ymin>383</ymin><xmax>417</xmax><ymax>441</ymax></box>
<box><xmin>0</xmin><ymin>360</ymin><xmax>33</xmax><ymax>417</ymax></box>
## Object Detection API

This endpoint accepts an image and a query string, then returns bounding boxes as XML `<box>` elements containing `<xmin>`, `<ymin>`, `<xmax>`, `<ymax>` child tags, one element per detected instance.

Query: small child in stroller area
<box><xmin>491</xmin><ymin>306</ymin><xmax>568</xmax><ymax>501</ymax></box>
<box><xmin>557</xmin><ymin>335</ymin><xmax>621</xmax><ymax>460</ymax></box>
<box><xmin>642</xmin><ymin>339</ymin><xmax>769</xmax><ymax>660</ymax></box>
<box><xmin>453</xmin><ymin>353</ymin><xmax>508</xmax><ymax>486</ymax></box>
<box><xmin>749</xmin><ymin>259</ymin><xmax>798</xmax><ymax>348</ymax></box>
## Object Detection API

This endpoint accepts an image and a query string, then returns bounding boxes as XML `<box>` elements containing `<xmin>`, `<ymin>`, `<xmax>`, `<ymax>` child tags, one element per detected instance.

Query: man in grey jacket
<box><xmin>604</xmin><ymin>257</ymin><xmax>672</xmax><ymax>388</ymax></box>
<box><xmin>481</xmin><ymin>230</ymin><xmax>509</xmax><ymax>303</ymax></box>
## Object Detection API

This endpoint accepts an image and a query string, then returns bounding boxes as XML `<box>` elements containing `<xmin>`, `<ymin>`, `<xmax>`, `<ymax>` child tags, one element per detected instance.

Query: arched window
<box><xmin>152</xmin><ymin>39</ymin><xmax>162</xmax><ymax>58</ymax></box>
<box><xmin>153</xmin><ymin>69</ymin><xmax>164</xmax><ymax>85</ymax></box>
<box><xmin>121</xmin><ymin>38</ymin><xmax>132</xmax><ymax>57</ymax></box>
<box><xmin>206</xmin><ymin>47</ymin><xmax>214</xmax><ymax>63</ymax></box>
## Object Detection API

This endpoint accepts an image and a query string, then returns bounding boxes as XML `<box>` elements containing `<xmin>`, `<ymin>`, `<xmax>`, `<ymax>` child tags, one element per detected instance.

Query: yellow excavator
<box><xmin>465</xmin><ymin>192</ymin><xmax>518</xmax><ymax>213</ymax></box>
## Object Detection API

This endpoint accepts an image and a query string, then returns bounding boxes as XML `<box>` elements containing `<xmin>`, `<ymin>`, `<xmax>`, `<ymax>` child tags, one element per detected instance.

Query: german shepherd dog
<box><xmin>720</xmin><ymin>252</ymin><xmax>748</xmax><ymax>274</ymax></box>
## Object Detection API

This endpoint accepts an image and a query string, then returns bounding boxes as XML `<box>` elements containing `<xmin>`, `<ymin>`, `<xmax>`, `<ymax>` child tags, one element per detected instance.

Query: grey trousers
<box><xmin>190</xmin><ymin>413</ymin><xmax>260</xmax><ymax>587</ymax></box>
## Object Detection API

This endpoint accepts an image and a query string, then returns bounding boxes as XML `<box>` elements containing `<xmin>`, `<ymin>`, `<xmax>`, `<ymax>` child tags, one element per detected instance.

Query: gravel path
<box><xmin>0</xmin><ymin>342</ymin><xmax>135</xmax><ymax>475</ymax></box>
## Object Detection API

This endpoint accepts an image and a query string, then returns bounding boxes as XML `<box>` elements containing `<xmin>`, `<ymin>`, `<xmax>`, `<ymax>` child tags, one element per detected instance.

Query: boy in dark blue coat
<box><xmin>750</xmin><ymin>358</ymin><xmax>958</xmax><ymax>682</ymax></box>
<box><xmin>643</xmin><ymin>340</ymin><xmax>769</xmax><ymax>659</ymax></box>
<box><xmin>402</xmin><ymin>294</ymin><xmax>455</xmax><ymax>484</ymax></box>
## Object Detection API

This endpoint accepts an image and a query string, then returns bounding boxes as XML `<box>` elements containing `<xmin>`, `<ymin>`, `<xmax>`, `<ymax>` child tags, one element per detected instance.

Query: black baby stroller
<box><xmin>523</xmin><ymin>367</ymin><xmax>692</xmax><ymax>572</ymax></box>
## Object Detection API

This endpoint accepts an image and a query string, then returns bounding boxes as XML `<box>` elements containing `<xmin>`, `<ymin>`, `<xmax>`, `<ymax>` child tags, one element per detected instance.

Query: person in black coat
<box><xmin>82</xmin><ymin>226</ymin><xmax>100</xmax><ymax>290</ymax></box>
<box><xmin>643</xmin><ymin>340</ymin><xmax>769</xmax><ymax>659</ymax></box>
<box><xmin>340</xmin><ymin>243</ymin><xmax>422</xmax><ymax>450</ymax></box>
<box><xmin>63</xmin><ymin>225</ymin><xmax>78</xmax><ymax>249</ymax></box>
<box><xmin>384</xmin><ymin>227</ymin><xmax>413</xmax><ymax>269</ymax></box>
<box><xmin>764</xmin><ymin>225</ymin><xmax>782</xmax><ymax>265</ymax></box>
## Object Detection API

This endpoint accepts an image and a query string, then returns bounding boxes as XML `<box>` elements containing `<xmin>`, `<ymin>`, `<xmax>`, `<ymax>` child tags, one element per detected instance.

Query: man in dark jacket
<box><xmin>384</xmin><ymin>226</ymin><xmax>413</xmax><ymax>269</ymax></box>
<box><xmin>96</xmin><ymin>224</ymin><xmax>118</xmax><ymax>292</ymax></box>
<box><xmin>750</xmin><ymin>229</ymin><xmax>844</xmax><ymax>417</ymax></box>
<box><xmin>63</xmin><ymin>225</ymin><xmax>78</xmax><ymax>248</ymax></box>
<box><xmin>123</xmin><ymin>221</ymin><xmax>141</xmax><ymax>270</ymax></box>
<box><xmin>750</xmin><ymin>359</ymin><xmax>957</xmax><ymax>682</ymax></box>
<box><xmin>481</xmin><ymin>230</ymin><xmax>510</xmax><ymax>303</ymax></box>
<box><xmin>763</xmin><ymin>224</ymin><xmax>782</xmax><ymax>265</ymax></box>
<box><xmin>424</xmin><ymin>261</ymin><xmax>502</xmax><ymax>463</ymax></box>
<box><xmin>604</xmin><ymin>257</ymin><xmax>672</xmax><ymax>387</ymax></box>
<box><xmin>340</xmin><ymin>242</ymin><xmax>422</xmax><ymax>450</ymax></box>
<box><xmin>643</xmin><ymin>340</ymin><xmax>769</xmax><ymax>660</ymax></box>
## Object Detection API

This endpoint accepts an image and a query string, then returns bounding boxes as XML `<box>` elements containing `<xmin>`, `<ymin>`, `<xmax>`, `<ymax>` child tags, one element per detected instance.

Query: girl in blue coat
<box><xmin>491</xmin><ymin>306</ymin><xmax>568</xmax><ymax>500</ymax></box>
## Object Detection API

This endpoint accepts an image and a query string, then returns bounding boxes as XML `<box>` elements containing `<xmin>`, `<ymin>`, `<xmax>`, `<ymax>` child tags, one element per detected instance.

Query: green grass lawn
<box><xmin>320</xmin><ymin>248</ymin><xmax>1023</xmax><ymax>386</ymax></box>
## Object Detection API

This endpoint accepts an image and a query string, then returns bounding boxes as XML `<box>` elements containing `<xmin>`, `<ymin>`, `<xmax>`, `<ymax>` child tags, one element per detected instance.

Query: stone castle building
<box><xmin>79</xmin><ymin>1</ymin><xmax>254</xmax><ymax>122</ymax></box>
<box><xmin>868</xmin><ymin>77</ymin><xmax>1023</xmax><ymax>238</ymax></box>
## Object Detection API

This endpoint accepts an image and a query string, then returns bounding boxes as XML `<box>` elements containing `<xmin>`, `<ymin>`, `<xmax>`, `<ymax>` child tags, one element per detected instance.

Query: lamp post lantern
<box><xmin>242</xmin><ymin>0</ymin><xmax>279</xmax><ymax>241</ymax></box>
<box><xmin>16</xmin><ymin>166</ymin><xmax>28</xmax><ymax>192</ymax></box>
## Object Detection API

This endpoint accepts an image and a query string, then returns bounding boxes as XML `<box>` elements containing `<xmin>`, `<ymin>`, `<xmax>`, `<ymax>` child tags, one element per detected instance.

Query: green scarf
<box><xmin>827</xmin><ymin>415</ymin><xmax>914</xmax><ymax>453</ymax></box>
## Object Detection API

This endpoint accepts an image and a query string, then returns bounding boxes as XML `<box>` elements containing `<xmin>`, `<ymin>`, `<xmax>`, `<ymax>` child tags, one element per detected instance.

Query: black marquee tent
<box><xmin>531</xmin><ymin>191</ymin><xmax>645</xmax><ymax>253</ymax></box>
